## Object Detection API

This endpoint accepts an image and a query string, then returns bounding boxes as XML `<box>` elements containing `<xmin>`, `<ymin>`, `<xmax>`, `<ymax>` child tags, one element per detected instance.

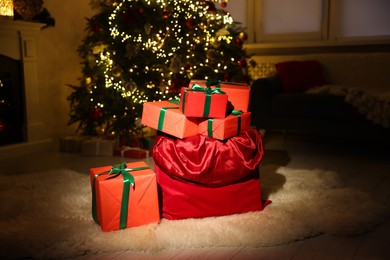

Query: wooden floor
<box><xmin>1</xmin><ymin>131</ymin><xmax>389</xmax><ymax>259</ymax></box>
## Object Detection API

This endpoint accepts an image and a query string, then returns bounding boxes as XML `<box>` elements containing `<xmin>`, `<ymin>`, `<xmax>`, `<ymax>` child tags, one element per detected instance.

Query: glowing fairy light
<box><xmin>70</xmin><ymin>0</ymin><xmax>249</xmax><ymax>136</ymax></box>
<box><xmin>0</xmin><ymin>0</ymin><xmax>13</xmax><ymax>18</ymax></box>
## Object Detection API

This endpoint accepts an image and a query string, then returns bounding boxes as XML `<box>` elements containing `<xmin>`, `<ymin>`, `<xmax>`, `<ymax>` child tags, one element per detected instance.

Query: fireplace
<box><xmin>0</xmin><ymin>54</ymin><xmax>26</xmax><ymax>146</ymax></box>
<box><xmin>0</xmin><ymin>20</ymin><xmax>51</xmax><ymax>157</ymax></box>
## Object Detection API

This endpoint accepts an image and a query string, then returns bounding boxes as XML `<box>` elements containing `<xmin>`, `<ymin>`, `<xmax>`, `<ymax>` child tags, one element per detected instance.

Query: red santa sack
<box><xmin>152</xmin><ymin>129</ymin><xmax>270</xmax><ymax>220</ymax></box>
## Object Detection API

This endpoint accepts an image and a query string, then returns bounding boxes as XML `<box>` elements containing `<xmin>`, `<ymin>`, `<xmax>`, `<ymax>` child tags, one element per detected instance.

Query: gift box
<box><xmin>179</xmin><ymin>85</ymin><xmax>228</xmax><ymax>118</ymax></box>
<box><xmin>90</xmin><ymin>161</ymin><xmax>160</xmax><ymax>232</ymax></box>
<box><xmin>81</xmin><ymin>138</ymin><xmax>114</xmax><ymax>156</ymax></box>
<box><xmin>141</xmin><ymin>100</ymin><xmax>199</xmax><ymax>139</ymax></box>
<box><xmin>59</xmin><ymin>135</ymin><xmax>90</xmax><ymax>153</ymax></box>
<box><xmin>198</xmin><ymin>111</ymin><xmax>251</xmax><ymax>140</ymax></box>
<box><xmin>155</xmin><ymin>164</ymin><xmax>267</xmax><ymax>220</ymax></box>
<box><xmin>190</xmin><ymin>80</ymin><xmax>250</xmax><ymax>112</ymax></box>
<box><xmin>113</xmin><ymin>146</ymin><xmax>150</xmax><ymax>159</ymax></box>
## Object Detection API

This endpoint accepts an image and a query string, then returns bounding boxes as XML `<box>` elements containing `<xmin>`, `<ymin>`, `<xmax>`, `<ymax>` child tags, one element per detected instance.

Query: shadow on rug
<box><xmin>0</xmin><ymin>165</ymin><xmax>386</xmax><ymax>259</ymax></box>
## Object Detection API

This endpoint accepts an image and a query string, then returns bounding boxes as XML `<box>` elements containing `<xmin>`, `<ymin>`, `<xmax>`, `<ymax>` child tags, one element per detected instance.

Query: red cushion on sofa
<box><xmin>275</xmin><ymin>60</ymin><xmax>326</xmax><ymax>93</ymax></box>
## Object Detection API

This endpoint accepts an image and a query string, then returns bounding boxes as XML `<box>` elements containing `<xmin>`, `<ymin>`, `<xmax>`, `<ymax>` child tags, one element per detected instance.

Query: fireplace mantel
<box><xmin>0</xmin><ymin>20</ymin><xmax>52</xmax><ymax>158</ymax></box>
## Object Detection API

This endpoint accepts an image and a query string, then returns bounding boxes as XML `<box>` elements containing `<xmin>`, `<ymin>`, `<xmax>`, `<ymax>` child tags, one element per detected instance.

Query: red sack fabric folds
<box><xmin>152</xmin><ymin>129</ymin><xmax>264</xmax><ymax>187</ymax></box>
<box><xmin>155</xmin><ymin>164</ymin><xmax>265</xmax><ymax>220</ymax></box>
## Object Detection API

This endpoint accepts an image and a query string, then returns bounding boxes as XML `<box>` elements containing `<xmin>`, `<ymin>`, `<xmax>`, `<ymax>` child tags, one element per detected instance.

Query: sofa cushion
<box><xmin>275</xmin><ymin>60</ymin><xmax>326</xmax><ymax>93</ymax></box>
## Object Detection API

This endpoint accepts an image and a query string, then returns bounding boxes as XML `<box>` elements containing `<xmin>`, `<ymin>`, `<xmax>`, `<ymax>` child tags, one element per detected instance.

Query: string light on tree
<box><xmin>67</xmin><ymin>0</ymin><xmax>254</xmax><ymax>137</ymax></box>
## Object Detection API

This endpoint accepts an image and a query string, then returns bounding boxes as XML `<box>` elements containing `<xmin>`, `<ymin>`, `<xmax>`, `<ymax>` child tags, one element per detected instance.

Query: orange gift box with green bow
<box><xmin>141</xmin><ymin>100</ymin><xmax>199</xmax><ymax>139</ymax></box>
<box><xmin>198</xmin><ymin>111</ymin><xmax>252</xmax><ymax>140</ymax></box>
<box><xmin>90</xmin><ymin>161</ymin><xmax>160</xmax><ymax>232</ymax></box>
<box><xmin>179</xmin><ymin>81</ymin><xmax>228</xmax><ymax>118</ymax></box>
<box><xmin>189</xmin><ymin>80</ymin><xmax>250</xmax><ymax>112</ymax></box>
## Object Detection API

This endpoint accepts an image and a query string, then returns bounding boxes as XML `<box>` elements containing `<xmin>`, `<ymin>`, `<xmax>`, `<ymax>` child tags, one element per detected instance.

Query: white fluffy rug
<box><xmin>0</xmin><ymin>167</ymin><xmax>386</xmax><ymax>259</ymax></box>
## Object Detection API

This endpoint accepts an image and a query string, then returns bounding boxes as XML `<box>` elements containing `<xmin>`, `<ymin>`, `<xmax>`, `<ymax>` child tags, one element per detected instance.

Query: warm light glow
<box><xmin>76</xmin><ymin>0</ymin><xmax>244</xmax><ymax>134</ymax></box>
<box><xmin>0</xmin><ymin>0</ymin><xmax>14</xmax><ymax>18</ymax></box>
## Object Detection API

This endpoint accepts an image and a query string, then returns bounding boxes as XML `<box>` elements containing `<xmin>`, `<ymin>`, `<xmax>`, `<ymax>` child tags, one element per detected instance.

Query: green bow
<box><xmin>92</xmin><ymin>162</ymin><xmax>149</xmax><ymax>230</ymax></box>
<box><xmin>190</xmin><ymin>83</ymin><xmax>225</xmax><ymax>95</ymax></box>
<box><xmin>231</xmin><ymin>109</ymin><xmax>243</xmax><ymax>115</ymax></box>
<box><xmin>181</xmin><ymin>81</ymin><xmax>225</xmax><ymax>118</ymax></box>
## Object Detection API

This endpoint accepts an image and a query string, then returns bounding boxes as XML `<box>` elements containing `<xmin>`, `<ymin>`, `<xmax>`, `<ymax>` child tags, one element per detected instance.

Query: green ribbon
<box><xmin>190</xmin><ymin>84</ymin><xmax>225</xmax><ymax>95</ymax></box>
<box><xmin>232</xmin><ymin>110</ymin><xmax>243</xmax><ymax>136</ymax></box>
<box><xmin>231</xmin><ymin>110</ymin><xmax>243</xmax><ymax>115</ymax></box>
<box><xmin>158</xmin><ymin>106</ymin><xmax>179</xmax><ymax>131</ymax></box>
<box><xmin>182</xmin><ymin>80</ymin><xmax>225</xmax><ymax>118</ymax></box>
<box><xmin>207</xmin><ymin>119</ymin><xmax>214</xmax><ymax>137</ymax></box>
<box><xmin>206</xmin><ymin>110</ymin><xmax>243</xmax><ymax>138</ymax></box>
<box><xmin>91</xmin><ymin>162</ymin><xmax>150</xmax><ymax>230</ymax></box>
<box><xmin>168</xmin><ymin>98</ymin><xmax>180</xmax><ymax>105</ymax></box>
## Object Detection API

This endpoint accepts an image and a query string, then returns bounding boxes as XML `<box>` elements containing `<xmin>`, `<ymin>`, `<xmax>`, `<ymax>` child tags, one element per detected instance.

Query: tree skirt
<box><xmin>0</xmin><ymin>167</ymin><xmax>386</xmax><ymax>259</ymax></box>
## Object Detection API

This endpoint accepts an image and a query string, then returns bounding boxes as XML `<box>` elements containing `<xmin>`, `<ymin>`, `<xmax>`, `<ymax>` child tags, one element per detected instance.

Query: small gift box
<box><xmin>81</xmin><ymin>138</ymin><xmax>114</xmax><ymax>156</ymax></box>
<box><xmin>141</xmin><ymin>100</ymin><xmax>199</xmax><ymax>139</ymax></box>
<box><xmin>113</xmin><ymin>146</ymin><xmax>151</xmax><ymax>159</ymax></box>
<box><xmin>59</xmin><ymin>135</ymin><xmax>90</xmax><ymax>153</ymax></box>
<box><xmin>179</xmin><ymin>83</ymin><xmax>228</xmax><ymax>118</ymax></box>
<box><xmin>190</xmin><ymin>80</ymin><xmax>250</xmax><ymax>112</ymax></box>
<box><xmin>90</xmin><ymin>161</ymin><xmax>160</xmax><ymax>232</ymax></box>
<box><xmin>198</xmin><ymin>111</ymin><xmax>251</xmax><ymax>140</ymax></box>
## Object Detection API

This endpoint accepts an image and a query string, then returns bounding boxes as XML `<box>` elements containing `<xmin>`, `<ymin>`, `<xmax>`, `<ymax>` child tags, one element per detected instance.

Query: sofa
<box><xmin>247</xmin><ymin>52</ymin><xmax>390</xmax><ymax>142</ymax></box>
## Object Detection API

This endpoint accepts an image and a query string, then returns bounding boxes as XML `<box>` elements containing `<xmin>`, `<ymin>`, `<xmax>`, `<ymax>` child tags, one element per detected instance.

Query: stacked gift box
<box><xmin>142</xmin><ymin>79</ymin><xmax>269</xmax><ymax>220</ymax></box>
<box><xmin>89</xmin><ymin>79</ymin><xmax>269</xmax><ymax>233</ymax></box>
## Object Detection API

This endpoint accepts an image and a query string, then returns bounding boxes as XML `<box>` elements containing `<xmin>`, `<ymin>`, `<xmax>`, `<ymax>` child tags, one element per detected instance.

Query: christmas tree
<box><xmin>67</xmin><ymin>0</ymin><xmax>255</xmax><ymax>137</ymax></box>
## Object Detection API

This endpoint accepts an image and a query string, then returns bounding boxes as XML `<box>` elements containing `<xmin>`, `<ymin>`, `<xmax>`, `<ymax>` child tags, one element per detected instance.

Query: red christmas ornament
<box><xmin>221</xmin><ymin>2</ymin><xmax>227</xmax><ymax>8</ymax></box>
<box><xmin>235</xmin><ymin>37</ymin><xmax>243</xmax><ymax>46</ymax></box>
<box><xmin>237</xmin><ymin>58</ymin><xmax>247</xmax><ymax>68</ymax></box>
<box><xmin>183</xmin><ymin>63</ymin><xmax>191</xmax><ymax>71</ymax></box>
<box><xmin>162</xmin><ymin>9</ymin><xmax>170</xmax><ymax>19</ymax></box>
<box><xmin>123</xmin><ymin>8</ymin><xmax>138</xmax><ymax>23</ymax></box>
<box><xmin>186</xmin><ymin>18</ymin><xmax>196</xmax><ymax>28</ymax></box>
<box><xmin>171</xmin><ymin>77</ymin><xmax>189</xmax><ymax>93</ymax></box>
<box><xmin>205</xmin><ymin>1</ymin><xmax>217</xmax><ymax>13</ymax></box>
<box><xmin>0</xmin><ymin>119</ymin><xmax>6</xmax><ymax>132</ymax></box>
<box><xmin>89</xmin><ymin>107</ymin><xmax>103</xmax><ymax>122</ymax></box>
<box><xmin>91</xmin><ymin>23</ymin><xmax>102</xmax><ymax>32</ymax></box>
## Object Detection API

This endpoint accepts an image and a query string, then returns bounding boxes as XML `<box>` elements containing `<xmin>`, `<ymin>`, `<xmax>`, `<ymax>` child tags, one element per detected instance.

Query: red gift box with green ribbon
<box><xmin>179</xmin><ymin>80</ymin><xmax>228</xmax><ymax>118</ymax></box>
<box><xmin>198</xmin><ymin>111</ymin><xmax>251</xmax><ymax>140</ymax></box>
<box><xmin>141</xmin><ymin>100</ymin><xmax>199</xmax><ymax>139</ymax></box>
<box><xmin>90</xmin><ymin>161</ymin><xmax>160</xmax><ymax>232</ymax></box>
<box><xmin>190</xmin><ymin>80</ymin><xmax>250</xmax><ymax>112</ymax></box>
